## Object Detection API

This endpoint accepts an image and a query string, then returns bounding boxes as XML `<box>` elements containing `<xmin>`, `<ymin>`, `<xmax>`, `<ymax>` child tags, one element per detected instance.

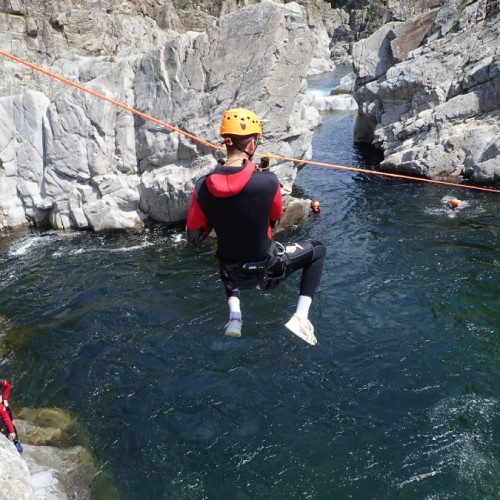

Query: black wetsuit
<box><xmin>186</xmin><ymin>160</ymin><xmax>326</xmax><ymax>298</ymax></box>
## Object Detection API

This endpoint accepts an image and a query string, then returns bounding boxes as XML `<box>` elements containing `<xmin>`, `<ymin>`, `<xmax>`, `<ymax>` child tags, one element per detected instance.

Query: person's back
<box><xmin>193</xmin><ymin>161</ymin><xmax>281</xmax><ymax>263</ymax></box>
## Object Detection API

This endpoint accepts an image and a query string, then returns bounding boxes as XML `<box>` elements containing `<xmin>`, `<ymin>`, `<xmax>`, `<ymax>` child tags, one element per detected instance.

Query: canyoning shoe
<box><xmin>224</xmin><ymin>319</ymin><xmax>242</xmax><ymax>337</ymax></box>
<box><xmin>285</xmin><ymin>315</ymin><xmax>317</xmax><ymax>345</ymax></box>
<box><xmin>13</xmin><ymin>440</ymin><xmax>23</xmax><ymax>454</ymax></box>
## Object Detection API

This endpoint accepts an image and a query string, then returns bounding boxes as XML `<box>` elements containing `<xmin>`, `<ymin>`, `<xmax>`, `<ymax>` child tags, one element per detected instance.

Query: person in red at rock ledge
<box><xmin>186</xmin><ymin>108</ymin><xmax>326</xmax><ymax>345</ymax></box>
<box><xmin>0</xmin><ymin>379</ymin><xmax>23</xmax><ymax>454</ymax></box>
<box><xmin>1</xmin><ymin>379</ymin><xmax>16</xmax><ymax>441</ymax></box>
<box><xmin>0</xmin><ymin>400</ymin><xmax>16</xmax><ymax>441</ymax></box>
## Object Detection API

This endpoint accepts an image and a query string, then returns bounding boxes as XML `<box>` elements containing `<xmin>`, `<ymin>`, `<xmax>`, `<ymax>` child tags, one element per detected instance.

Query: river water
<box><xmin>1</xmin><ymin>69</ymin><xmax>499</xmax><ymax>499</ymax></box>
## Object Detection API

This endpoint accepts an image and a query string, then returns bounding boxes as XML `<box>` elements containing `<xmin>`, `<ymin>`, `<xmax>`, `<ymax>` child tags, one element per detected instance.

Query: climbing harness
<box><xmin>219</xmin><ymin>240</ymin><xmax>287</xmax><ymax>291</ymax></box>
<box><xmin>1</xmin><ymin>49</ymin><xmax>499</xmax><ymax>195</ymax></box>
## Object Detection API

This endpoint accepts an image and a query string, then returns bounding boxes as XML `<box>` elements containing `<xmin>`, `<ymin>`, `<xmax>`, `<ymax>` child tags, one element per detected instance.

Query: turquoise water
<box><xmin>1</xmin><ymin>70</ymin><xmax>499</xmax><ymax>499</ymax></box>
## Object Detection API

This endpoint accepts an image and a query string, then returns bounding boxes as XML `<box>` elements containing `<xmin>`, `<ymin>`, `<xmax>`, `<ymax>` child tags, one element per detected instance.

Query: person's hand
<box><xmin>2</xmin><ymin>399</ymin><xmax>8</xmax><ymax>407</ymax></box>
<box><xmin>8</xmin><ymin>432</ymin><xmax>16</xmax><ymax>441</ymax></box>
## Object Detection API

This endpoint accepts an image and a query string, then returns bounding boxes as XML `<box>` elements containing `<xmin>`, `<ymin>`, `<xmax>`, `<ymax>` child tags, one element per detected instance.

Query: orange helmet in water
<box><xmin>311</xmin><ymin>201</ymin><xmax>321</xmax><ymax>214</ymax></box>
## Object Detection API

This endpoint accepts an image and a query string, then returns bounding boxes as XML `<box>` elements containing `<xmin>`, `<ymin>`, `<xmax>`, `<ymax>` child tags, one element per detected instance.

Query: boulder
<box><xmin>279</xmin><ymin>194</ymin><xmax>312</xmax><ymax>230</ymax></box>
<box><xmin>352</xmin><ymin>22</ymin><xmax>399</xmax><ymax>85</ymax></box>
<box><xmin>330</xmin><ymin>71</ymin><xmax>356</xmax><ymax>95</ymax></box>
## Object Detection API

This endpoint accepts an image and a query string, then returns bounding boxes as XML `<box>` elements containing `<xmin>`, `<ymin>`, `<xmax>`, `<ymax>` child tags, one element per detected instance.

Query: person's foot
<box><xmin>14</xmin><ymin>440</ymin><xmax>23</xmax><ymax>454</ymax></box>
<box><xmin>224</xmin><ymin>318</ymin><xmax>242</xmax><ymax>337</ymax></box>
<box><xmin>285</xmin><ymin>315</ymin><xmax>317</xmax><ymax>345</ymax></box>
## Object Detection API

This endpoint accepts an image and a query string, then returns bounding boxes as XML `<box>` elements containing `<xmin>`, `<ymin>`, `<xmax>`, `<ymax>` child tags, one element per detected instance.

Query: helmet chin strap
<box><xmin>239</xmin><ymin>146</ymin><xmax>253</xmax><ymax>160</ymax></box>
<box><xmin>240</xmin><ymin>137</ymin><xmax>259</xmax><ymax>160</ymax></box>
<box><xmin>224</xmin><ymin>136</ymin><xmax>259</xmax><ymax>161</ymax></box>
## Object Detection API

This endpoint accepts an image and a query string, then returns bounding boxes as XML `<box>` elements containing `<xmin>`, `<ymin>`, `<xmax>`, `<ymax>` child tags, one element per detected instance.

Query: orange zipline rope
<box><xmin>1</xmin><ymin>49</ymin><xmax>499</xmax><ymax>194</ymax></box>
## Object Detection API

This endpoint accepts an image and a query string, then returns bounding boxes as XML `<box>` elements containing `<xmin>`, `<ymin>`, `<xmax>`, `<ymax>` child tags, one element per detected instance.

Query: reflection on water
<box><xmin>0</xmin><ymin>69</ymin><xmax>499</xmax><ymax>499</ymax></box>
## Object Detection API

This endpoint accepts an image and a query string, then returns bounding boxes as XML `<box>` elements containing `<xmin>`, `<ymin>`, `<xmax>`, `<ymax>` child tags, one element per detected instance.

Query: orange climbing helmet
<box><xmin>220</xmin><ymin>108</ymin><xmax>262</xmax><ymax>137</ymax></box>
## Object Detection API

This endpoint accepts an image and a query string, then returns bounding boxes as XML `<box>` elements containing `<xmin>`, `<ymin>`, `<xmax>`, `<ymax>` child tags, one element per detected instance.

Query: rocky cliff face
<box><xmin>0</xmin><ymin>1</ymin><xmax>332</xmax><ymax>231</ymax></box>
<box><xmin>352</xmin><ymin>0</ymin><xmax>500</xmax><ymax>183</ymax></box>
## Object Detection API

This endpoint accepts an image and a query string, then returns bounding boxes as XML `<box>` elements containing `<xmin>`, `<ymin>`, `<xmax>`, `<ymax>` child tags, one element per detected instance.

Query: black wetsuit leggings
<box><xmin>221</xmin><ymin>240</ymin><xmax>326</xmax><ymax>299</ymax></box>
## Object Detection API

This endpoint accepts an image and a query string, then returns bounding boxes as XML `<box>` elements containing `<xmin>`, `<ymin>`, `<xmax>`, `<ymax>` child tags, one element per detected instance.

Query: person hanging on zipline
<box><xmin>186</xmin><ymin>108</ymin><xmax>326</xmax><ymax>345</ymax></box>
<box><xmin>0</xmin><ymin>379</ymin><xmax>23</xmax><ymax>454</ymax></box>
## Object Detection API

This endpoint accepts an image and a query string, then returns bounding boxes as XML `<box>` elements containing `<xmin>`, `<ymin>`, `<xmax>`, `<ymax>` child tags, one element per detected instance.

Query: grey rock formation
<box><xmin>9</xmin><ymin>406</ymin><xmax>112</xmax><ymax>499</ymax></box>
<box><xmin>352</xmin><ymin>0</ymin><xmax>500</xmax><ymax>183</ymax></box>
<box><xmin>0</xmin><ymin>1</ymin><xmax>324</xmax><ymax>231</ymax></box>
<box><xmin>387</xmin><ymin>0</ymin><xmax>444</xmax><ymax>22</ymax></box>
<box><xmin>22</xmin><ymin>444</ymin><xmax>95</xmax><ymax>500</ymax></box>
<box><xmin>330</xmin><ymin>71</ymin><xmax>356</xmax><ymax>95</ymax></box>
<box><xmin>0</xmin><ymin>434</ymin><xmax>35</xmax><ymax>499</ymax></box>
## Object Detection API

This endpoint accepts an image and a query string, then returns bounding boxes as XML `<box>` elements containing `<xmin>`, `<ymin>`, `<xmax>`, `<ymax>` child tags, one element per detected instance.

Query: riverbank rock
<box><xmin>0</xmin><ymin>406</ymin><xmax>100</xmax><ymax>500</ymax></box>
<box><xmin>22</xmin><ymin>444</ymin><xmax>95</xmax><ymax>500</ymax></box>
<box><xmin>0</xmin><ymin>435</ymin><xmax>35</xmax><ymax>499</ymax></box>
<box><xmin>11</xmin><ymin>406</ymin><xmax>119</xmax><ymax>499</ymax></box>
<box><xmin>15</xmin><ymin>407</ymin><xmax>90</xmax><ymax>448</ymax></box>
<box><xmin>352</xmin><ymin>0</ymin><xmax>500</xmax><ymax>183</ymax></box>
<box><xmin>279</xmin><ymin>194</ymin><xmax>312</xmax><ymax>231</ymax></box>
<box><xmin>0</xmin><ymin>1</ymin><xmax>331</xmax><ymax>232</ymax></box>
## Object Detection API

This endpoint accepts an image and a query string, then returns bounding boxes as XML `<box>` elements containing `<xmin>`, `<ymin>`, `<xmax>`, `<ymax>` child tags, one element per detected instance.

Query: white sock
<box><xmin>295</xmin><ymin>295</ymin><xmax>312</xmax><ymax>320</ymax></box>
<box><xmin>228</xmin><ymin>297</ymin><xmax>242</xmax><ymax>321</ymax></box>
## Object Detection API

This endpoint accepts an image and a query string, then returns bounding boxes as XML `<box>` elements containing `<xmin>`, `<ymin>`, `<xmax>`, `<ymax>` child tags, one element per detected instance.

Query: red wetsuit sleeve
<box><xmin>0</xmin><ymin>404</ymin><xmax>15</xmax><ymax>433</ymax></box>
<box><xmin>186</xmin><ymin>189</ymin><xmax>213</xmax><ymax>245</ymax></box>
<box><xmin>268</xmin><ymin>185</ymin><xmax>283</xmax><ymax>238</ymax></box>
<box><xmin>0</xmin><ymin>380</ymin><xmax>11</xmax><ymax>401</ymax></box>
<box><xmin>270</xmin><ymin>185</ymin><xmax>283</xmax><ymax>222</ymax></box>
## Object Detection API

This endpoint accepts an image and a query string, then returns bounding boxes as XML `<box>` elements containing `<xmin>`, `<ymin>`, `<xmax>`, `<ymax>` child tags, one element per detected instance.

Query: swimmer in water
<box><xmin>310</xmin><ymin>201</ymin><xmax>321</xmax><ymax>215</ymax></box>
<box><xmin>442</xmin><ymin>198</ymin><xmax>461</xmax><ymax>212</ymax></box>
